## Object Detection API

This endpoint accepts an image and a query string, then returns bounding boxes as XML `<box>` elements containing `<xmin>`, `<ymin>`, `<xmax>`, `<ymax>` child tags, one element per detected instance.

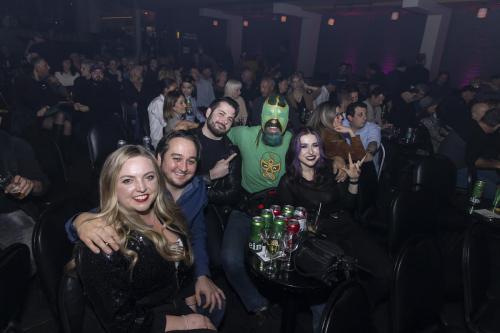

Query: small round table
<box><xmin>247</xmin><ymin>252</ymin><xmax>331</xmax><ymax>333</ymax></box>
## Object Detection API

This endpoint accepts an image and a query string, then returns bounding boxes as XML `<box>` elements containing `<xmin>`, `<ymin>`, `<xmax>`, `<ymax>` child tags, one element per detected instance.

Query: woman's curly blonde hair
<box><xmin>89</xmin><ymin>145</ymin><xmax>193</xmax><ymax>274</ymax></box>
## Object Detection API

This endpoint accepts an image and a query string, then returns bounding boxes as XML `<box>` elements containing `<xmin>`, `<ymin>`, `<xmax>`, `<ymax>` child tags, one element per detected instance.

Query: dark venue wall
<box><xmin>314</xmin><ymin>9</ymin><xmax>426</xmax><ymax>79</ymax></box>
<box><xmin>441</xmin><ymin>6</ymin><xmax>500</xmax><ymax>87</ymax></box>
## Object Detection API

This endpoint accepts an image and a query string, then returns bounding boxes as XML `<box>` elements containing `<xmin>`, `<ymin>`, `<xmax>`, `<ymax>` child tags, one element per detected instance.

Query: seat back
<box><xmin>463</xmin><ymin>222</ymin><xmax>500</xmax><ymax>331</ymax></box>
<box><xmin>413</xmin><ymin>154</ymin><xmax>457</xmax><ymax>202</ymax></box>
<box><xmin>377</xmin><ymin>142</ymin><xmax>386</xmax><ymax>180</ymax></box>
<box><xmin>0</xmin><ymin>244</ymin><xmax>31</xmax><ymax>330</ymax></box>
<box><xmin>388</xmin><ymin>190</ymin><xmax>436</xmax><ymax>254</ymax></box>
<box><xmin>87</xmin><ymin>122</ymin><xmax>127</xmax><ymax>173</ymax></box>
<box><xmin>32</xmin><ymin>197</ymin><xmax>94</xmax><ymax>316</ymax></box>
<box><xmin>392</xmin><ymin>237</ymin><xmax>443</xmax><ymax>333</ymax></box>
<box><xmin>59</xmin><ymin>269</ymin><xmax>106</xmax><ymax>333</ymax></box>
<box><xmin>320</xmin><ymin>280</ymin><xmax>372</xmax><ymax>333</ymax></box>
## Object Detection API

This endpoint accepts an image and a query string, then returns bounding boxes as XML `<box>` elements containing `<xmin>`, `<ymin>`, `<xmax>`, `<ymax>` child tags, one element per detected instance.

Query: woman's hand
<box><xmin>165</xmin><ymin>314</ymin><xmax>216</xmax><ymax>331</ymax></box>
<box><xmin>341</xmin><ymin>153</ymin><xmax>366</xmax><ymax>180</ymax></box>
<box><xmin>332</xmin><ymin>157</ymin><xmax>348</xmax><ymax>183</ymax></box>
<box><xmin>333</xmin><ymin>125</ymin><xmax>355</xmax><ymax>137</ymax></box>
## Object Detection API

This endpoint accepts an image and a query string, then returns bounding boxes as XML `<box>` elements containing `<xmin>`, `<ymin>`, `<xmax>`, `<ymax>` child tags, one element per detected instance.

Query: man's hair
<box><xmin>346</xmin><ymin>101</ymin><xmax>368</xmax><ymax>118</ymax></box>
<box><xmin>482</xmin><ymin>108</ymin><xmax>500</xmax><ymax>128</ymax></box>
<box><xmin>207</xmin><ymin>96</ymin><xmax>239</xmax><ymax>117</ymax></box>
<box><xmin>261</xmin><ymin>76</ymin><xmax>275</xmax><ymax>87</ymax></box>
<box><xmin>156</xmin><ymin>130</ymin><xmax>201</xmax><ymax>162</ymax></box>
<box><xmin>369</xmin><ymin>86</ymin><xmax>385</xmax><ymax>98</ymax></box>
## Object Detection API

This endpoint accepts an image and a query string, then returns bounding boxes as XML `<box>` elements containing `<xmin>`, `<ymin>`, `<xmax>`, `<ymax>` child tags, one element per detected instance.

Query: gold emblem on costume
<box><xmin>260</xmin><ymin>152</ymin><xmax>281</xmax><ymax>181</ymax></box>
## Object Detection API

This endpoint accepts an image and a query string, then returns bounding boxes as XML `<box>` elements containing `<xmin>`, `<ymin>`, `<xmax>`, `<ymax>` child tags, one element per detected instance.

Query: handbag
<box><xmin>294</xmin><ymin>233</ymin><xmax>358</xmax><ymax>286</ymax></box>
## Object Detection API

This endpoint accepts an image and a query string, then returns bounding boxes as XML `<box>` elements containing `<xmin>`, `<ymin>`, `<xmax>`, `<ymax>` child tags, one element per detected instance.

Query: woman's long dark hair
<box><xmin>285</xmin><ymin>127</ymin><xmax>327</xmax><ymax>182</ymax></box>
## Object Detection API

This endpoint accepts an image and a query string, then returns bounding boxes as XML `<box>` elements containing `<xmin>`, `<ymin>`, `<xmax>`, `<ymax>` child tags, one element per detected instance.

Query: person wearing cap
<box><xmin>419</xmin><ymin>96</ymin><xmax>449</xmax><ymax>153</ymax></box>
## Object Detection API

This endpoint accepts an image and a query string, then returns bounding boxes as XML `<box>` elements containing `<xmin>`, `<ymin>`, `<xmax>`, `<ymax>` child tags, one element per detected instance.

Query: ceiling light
<box><xmin>391</xmin><ymin>11</ymin><xmax>400</xmax><ymax>21</ymax></box>
<box><xmin>327</xmin><ymin>18</ymin><xmax>335</xmax><ymax>26</ymax></box>
<box><xmin>243</xmin><ymin>20</ymin><xmax>249</xmax><ymax>27</ymax></box>
<box><xmin>280</xmin><ymin>15</ymin><xmax>287</xmax><ymax>23</ymax></box>
<box><xmin>212</xmin><ymin>19</ymin><xmax>219</xmax><ymax>27</ymax></box>
<box><xmin>477</xmin><ymin>7</ymin><xmax>488</xmax><ymax>19</ymax></box>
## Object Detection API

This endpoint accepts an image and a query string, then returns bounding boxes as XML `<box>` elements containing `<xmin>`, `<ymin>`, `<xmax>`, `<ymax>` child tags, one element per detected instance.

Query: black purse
<box><xmin>294</xmin><ymin>234</ymin><xmax>358</xmax><ymax>286</ymax></box>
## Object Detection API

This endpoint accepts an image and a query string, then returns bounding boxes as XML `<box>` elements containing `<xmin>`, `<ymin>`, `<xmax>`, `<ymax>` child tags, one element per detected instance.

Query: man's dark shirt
<box><xmin>192</xmin><ymin>126</ymin><xmax>241</xmax><ymax>206</ymax></box>
<box><xmin>406</xmin><ymin>64</ymin><xmax>429</xmax><ymax>85</ymax></box>
<box><xmin>0</xmin><ymin>130</ymin><xmax>49</xmax><ymax>214</ymax></box>
<box><xmin>87</xmin><ymin>79</ymin><xmax>121</xmax><ymax>121</ymax></box>
<box><xmin>388</xmin><ymin>94</ymin><xmax>417</xmax><ymax>132</ymax></box>
<box><xmin>241</xmin><ymin>83</ymin><xmax>258</xmax><ymax>105</ymax></box>
<box><xmin>465</xmin><ymin>122</ymin><xmax>500</xmax><ymax>168</ymax></box>
<box><xmin>438</xmin><ymin>94</ymin><xmax>471</xmax><ymax>141</ymax></box>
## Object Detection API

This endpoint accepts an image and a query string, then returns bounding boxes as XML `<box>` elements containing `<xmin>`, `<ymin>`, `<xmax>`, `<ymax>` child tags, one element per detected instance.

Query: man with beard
<box><xmin>220</xmin><ymin>94</ymin><xmax>291</xmax><ymax>318</ymax></box>
<box><xmin>86</xmin><ymin>64</ymin><xmax>121</xmax><ymax>125</ymax></box>
<box><xmin>191</xmin><ymin>97</ymin><xmax>241</xmax><ymax>268</ymax></box>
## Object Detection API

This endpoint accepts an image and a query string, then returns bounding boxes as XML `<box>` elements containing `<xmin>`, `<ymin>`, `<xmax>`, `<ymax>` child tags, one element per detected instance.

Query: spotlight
<box><xmin>391</xmin><ymin>11</ymin><xmax>400</xmax><ymax>21</ymax></box>
<box><xmin>212</xmin><ymin>19</ymin><xmax>219</xmax><ymax>27</ymax></box>
<box><xmin>280</xmin><ymin>15</ymin><xmax>287</xmax><ymax>23</ymax></box>
<box><xmin>327</xmin><ymin>18</ymin><xmax>335</xmax><ymax>26</ymax></box>
<box><xmin>243</xmin><ymin>20</ymin><xmax>249</xmax><ymax>27</ymax></box>
<box><xmin>477</xmin><ymin>7</ymin><xmax>488</xmax><ymax>19</ymax></box>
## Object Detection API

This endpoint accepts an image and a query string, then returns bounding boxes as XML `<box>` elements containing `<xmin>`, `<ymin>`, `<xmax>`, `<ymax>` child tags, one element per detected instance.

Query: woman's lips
<box><xmin>133</xmin><ymin>194</ymin><xmax>149</xmax><ymax>202</ymax></box>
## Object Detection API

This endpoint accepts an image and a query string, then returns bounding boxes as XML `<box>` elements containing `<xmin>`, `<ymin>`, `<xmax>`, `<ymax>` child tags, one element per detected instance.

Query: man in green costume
<box><xmin>221</xmin><ymin>94</ymin><xmax>291</xmax><ymax>317</ymax></box>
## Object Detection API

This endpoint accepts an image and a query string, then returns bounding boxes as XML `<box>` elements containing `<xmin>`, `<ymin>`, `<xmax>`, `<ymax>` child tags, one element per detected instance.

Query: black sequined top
<box><xmin>76</xmin><ymin>231</ymin><xmax>195</xmax><ymax>333</ymax></box>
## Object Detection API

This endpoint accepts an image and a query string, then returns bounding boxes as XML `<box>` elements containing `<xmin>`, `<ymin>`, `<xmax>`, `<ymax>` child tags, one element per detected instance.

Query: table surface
<box><xmin>246</xmin><ymin>251</ymin><xmax>329</xmax><ymax>294</ymax></box>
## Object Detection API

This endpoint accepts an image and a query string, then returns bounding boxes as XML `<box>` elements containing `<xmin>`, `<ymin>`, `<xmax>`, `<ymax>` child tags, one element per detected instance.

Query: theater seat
<box><xmin>463</xmin><ymin>222</ymin><xmax>500</xmax><ymax>333</ymax></box>
<box><xmin>32</xmin><ymin>196</ymin><xmax>94</xmax><ymax>317</ymax></box>
<box><xmin>392</xmin><ymin>237</ymin><xmax>443</xmax><ymax>333</ymax></box>
<box><xmin>319</xmin><ymin>280</ymin><xmax>372</xmax><ymax>333</ymax></box>
<box><xmin>0</xmin><ymin>244</ymin><xmax>31</xmax><ymax>331</ymax></box>
<box><xmin>87</xmin><ymin>121</ymin><xmax>127</xmax><ymax>173</ymax></box>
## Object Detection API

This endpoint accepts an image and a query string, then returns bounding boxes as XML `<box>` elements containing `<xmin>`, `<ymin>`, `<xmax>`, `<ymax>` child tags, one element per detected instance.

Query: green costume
<box><xmin>227</xmin><ymin>95</ymin><xmax>291</xmax><ymax>193</ymax></box>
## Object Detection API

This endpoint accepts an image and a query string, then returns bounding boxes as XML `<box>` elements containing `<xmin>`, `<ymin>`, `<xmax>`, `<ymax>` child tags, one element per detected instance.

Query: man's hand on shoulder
<box><xmin>74</xmin><ymin>212</ymin><xmax>120</xmax><ymax>254</ymax></box>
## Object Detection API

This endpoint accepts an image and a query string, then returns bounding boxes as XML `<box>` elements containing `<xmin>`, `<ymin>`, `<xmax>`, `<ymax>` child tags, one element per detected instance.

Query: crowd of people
<box><xmin>1</xmin><ymin>35</ymin><xmax>499</xmax><ymax>332</ymax></box>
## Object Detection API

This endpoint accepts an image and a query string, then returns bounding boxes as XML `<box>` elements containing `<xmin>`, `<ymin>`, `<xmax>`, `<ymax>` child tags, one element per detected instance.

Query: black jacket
<box><xmin>192</xmin><ymin>128</ymin><xmax>242</xmax><ymax>207</ymax></box>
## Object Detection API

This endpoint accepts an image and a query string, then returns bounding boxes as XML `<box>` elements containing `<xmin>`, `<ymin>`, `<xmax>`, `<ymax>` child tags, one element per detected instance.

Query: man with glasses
<box><xmin>220</xmin><ymin>94</ymin><xmax>291</xmax><ymax>321</ymax></box>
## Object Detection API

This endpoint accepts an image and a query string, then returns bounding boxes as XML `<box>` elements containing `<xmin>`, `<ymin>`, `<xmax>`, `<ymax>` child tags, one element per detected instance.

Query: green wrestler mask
<box><xmin>260</xmin><ymin>95</ymin><xmax>289</xmax><ymax>146</ymax></box>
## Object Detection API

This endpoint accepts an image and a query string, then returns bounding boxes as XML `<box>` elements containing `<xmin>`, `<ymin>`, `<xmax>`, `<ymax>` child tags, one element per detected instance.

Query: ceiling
<box><xmin>133</xmin><ymin>0</ymin><xmax>492</xmax><ymax>17</ymax></box>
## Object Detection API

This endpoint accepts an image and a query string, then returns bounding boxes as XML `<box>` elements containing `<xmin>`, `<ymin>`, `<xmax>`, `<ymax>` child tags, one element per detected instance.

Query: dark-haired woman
<box><xmin>277</xmin><ymin>128</ymin><xmax>391</xmax><ymax>333</ymax></box>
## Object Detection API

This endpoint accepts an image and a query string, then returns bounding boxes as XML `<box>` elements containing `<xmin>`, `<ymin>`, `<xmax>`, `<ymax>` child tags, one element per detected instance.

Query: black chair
<box><xmin>0</xmin><ymin>243</ymin><xmax>31</xmax><ymax>331</ymax></box>
<box><xmin>59</xmin><ymin>268</ymin><xmax>106</xmax><ymax>333</ymax></box>
<box><xmin>87</xmin><ymin>121</ymin><xmax>127</xmax><ymax>173</ymax></box>
<box><xmin>319</xmin><ymin>280</ymin><xmax>373</xmax><ymax>333</ymax></box>
<box><xmin>463</xmin><ymin>222</ymin><xmax>500</xmax><ymax>333</ymax></box>
<box><xmin>391</xmin><ymin>237</ymin><xmax>443</xmax><ymax>333</ymax></box>
<box><xmin>32</xmin><ymin>196</ymin><xmax>94</xmax><ymax>317</ymax></box>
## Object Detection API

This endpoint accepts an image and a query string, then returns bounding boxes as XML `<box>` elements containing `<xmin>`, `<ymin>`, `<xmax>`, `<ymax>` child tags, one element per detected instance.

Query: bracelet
<box><xmin>349</xmin><ymin>179</ymin><xmax>359</xmax><ymax>185</ymax></box>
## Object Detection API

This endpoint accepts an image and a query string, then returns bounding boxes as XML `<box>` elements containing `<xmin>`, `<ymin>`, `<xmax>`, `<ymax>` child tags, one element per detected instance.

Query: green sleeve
<box><xmin>227</xmin><ymin>127</ymin><xmax>240</xmax><ymax>145</ymax></box>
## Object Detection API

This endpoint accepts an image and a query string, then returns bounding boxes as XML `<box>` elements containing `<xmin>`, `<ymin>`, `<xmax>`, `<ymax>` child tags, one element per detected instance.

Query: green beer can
<box><xmin>249</xmin><ymin>216</ymin><xmax>264</xmax><ymax>252</ymax></box>
<box><xmin>261</xmin><ymin>208</ymin><xmax>274</xmax><ymax>230</ymax></box>
<box><xmin>468</xmin><ymin>180</ymin><xmax>486</xmax><ymax>214</ymax></box>
<box><xmin>273</xmin><ymin>215</ymin><xmax>286</xmax><ymax>235</ymax></box>
<box><xmin>492</xmin><ymin>187</ymin><xmax>500</xmax><ymax>214</ymax></box>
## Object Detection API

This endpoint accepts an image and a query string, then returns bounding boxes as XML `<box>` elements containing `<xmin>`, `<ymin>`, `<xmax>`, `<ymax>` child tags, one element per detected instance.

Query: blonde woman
<box><xmin>75</xmin><ymin>145</ymin><xmax>216</xmax><ymax>332</ymax></box>
<box><xmin>224</xmin><ymin>79</ymin><xmax>247</xmax><ymax>125</ymax></box>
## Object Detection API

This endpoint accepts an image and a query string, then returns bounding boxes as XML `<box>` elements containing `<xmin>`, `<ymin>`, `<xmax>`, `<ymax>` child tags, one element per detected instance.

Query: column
<box><xmin>199</xmin><ymin>8</ymin><xmax>242</xmax><ymax>66</ymax></box>
<box><xmin>403</xmin><ymin>0</ymin><xmax>451</xmax><ymax>78</ymax></box>
<box><xmin>273</xmin><ymin>3</ymin><xmax>322</xmax><ymax>78</ymax></box>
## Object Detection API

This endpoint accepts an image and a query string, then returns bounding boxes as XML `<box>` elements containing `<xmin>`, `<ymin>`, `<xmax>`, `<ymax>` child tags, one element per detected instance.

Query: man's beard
<box><xmin>207</xmin><ymin>116</ymin><xmax>227</xmax><ymax>137</ymax></box>
<box><xmin>262</xmin><ymin>119</ymin><xmax>283</xmax><ymax>146</ymax></box>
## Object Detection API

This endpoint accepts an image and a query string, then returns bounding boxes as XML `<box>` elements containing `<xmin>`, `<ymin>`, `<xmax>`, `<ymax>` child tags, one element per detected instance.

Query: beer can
<box><xmin>273</xmin><ymin>216</ymin><xmax>286</xmax><ymax>233</ymax></box>
<box><xmin>283</xmin><ymin>204</ymin><xmax>294</xmax><ymax>214</ymax></box>
<box><xmin>469</xmin><ymin>180</ymin><xmax>486</xmax><ymax>206</ymax></box>
<box><xmin>287</xmin><ymin>218</ymin><xmax>300</xmax><ymax>235</ymax></box>
<box><xmin>249</xmin><ymin>216</ymin><xmax>264</xmax><ymax>252</ymax></box>
<box><xmin>261</xmin><ymin>209</ymin><xmax>274</xmax><ymax>228</ymax></box>
<box><xmin>492</xmin><ymin>187</ymin><xmax>500</xmax><ymax>214</ymax></box>
<box><xmin>270</xmin><ymin>205</ymin><xmax>282</xmax><ymax>217</ymax></box>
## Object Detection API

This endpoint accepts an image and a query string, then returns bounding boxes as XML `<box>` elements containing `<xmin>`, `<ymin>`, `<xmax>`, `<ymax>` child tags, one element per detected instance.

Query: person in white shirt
<box><xmin>55</xmin><ymin>59</ymin><xmax>79</xmax><ymax>88</ymax></box>
<box><xmin>148</xmin><ymin>79</ymin><xmax>178</xmax><ymax>148</ymax></box>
